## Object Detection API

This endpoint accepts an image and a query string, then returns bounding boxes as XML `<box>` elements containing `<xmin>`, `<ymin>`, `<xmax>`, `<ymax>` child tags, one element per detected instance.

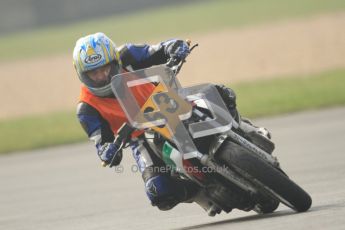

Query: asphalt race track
<box><xmin>1</xmin><ymin>107</ymin><xmax>345</xmax><ymax>230</ymax></box>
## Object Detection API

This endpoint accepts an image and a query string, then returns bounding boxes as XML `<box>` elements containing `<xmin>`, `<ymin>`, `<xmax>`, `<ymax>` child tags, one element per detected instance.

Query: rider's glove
<box><xmin>98</xmin><ymin>142</ymin><xmax>123</xmax><ymax>167</ymax></box>
<box><xmin>166</xmin><ymin>40</ymin><xmax>190</xmax><ymax>61</ymax></box>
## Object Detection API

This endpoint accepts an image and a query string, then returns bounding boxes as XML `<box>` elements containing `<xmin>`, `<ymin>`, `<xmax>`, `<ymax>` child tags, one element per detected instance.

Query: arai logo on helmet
<box><xmin>85</xmin><ymin>54</ymin><xmax>102</xmax><ymax>64</ymax></box>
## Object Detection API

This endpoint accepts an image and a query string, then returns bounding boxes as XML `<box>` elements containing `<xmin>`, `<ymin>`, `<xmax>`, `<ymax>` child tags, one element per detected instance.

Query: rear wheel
<box><xmin>216</xmin><ymin>140</ymin><xmax>312</xmax><ymax>212</ymax></box>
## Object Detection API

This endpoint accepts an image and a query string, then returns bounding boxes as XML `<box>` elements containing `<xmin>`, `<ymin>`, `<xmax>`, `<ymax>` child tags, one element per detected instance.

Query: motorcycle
<box><xmin>108</xmin><ymin>44</ymin><xmax>312</xmax><ymax>216</ymax></box>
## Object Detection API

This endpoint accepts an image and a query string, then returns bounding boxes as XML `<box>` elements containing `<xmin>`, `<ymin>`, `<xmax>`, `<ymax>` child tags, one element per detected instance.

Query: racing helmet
<box><xmin>73</xmin><ymin>32</ymin><xmax>120</xmax><ymax>97</ymax></box>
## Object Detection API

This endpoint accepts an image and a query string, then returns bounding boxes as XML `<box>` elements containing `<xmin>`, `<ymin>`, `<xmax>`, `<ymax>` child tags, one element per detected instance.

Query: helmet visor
<box><xmin>83</xmin><ymin>60</ymin><xmax>119</xmax><ymax>88</ymax></box>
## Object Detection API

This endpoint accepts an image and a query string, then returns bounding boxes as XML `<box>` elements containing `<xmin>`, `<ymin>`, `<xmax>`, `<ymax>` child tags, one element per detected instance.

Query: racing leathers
<box><xmin>76</xmin><ymin>39</ymin><xmax>269</xmax><ymax>210</ymax></box>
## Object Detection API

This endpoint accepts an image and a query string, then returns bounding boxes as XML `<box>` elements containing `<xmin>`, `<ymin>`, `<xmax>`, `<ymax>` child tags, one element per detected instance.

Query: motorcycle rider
<box><xmin>73</xmin><ymin>32</ymin><xmax>271</xmax><ymax>211</ymax></box>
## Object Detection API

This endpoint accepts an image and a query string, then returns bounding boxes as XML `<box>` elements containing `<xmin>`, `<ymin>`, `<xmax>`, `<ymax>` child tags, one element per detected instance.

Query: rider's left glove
<box><xmin>98</xmin><ymin>142</ymin><xmax>123</xmax><ymax>167</ymax></box>
<box><xmin>167</xmin><ymin>40</ymin><xmax>190</xmax><ymax>61</ymax></box>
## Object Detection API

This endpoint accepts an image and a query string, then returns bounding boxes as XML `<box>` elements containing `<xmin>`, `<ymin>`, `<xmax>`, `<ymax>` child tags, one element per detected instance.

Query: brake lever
<box><xmin>102</xmin><ymin>123</ymin><xmax>136</xmax><ymax>167</ymax></box>
<box><xmin>166</xmin><ymin>57</ymin><xmax>180</xmax><ymax>69</ymax></box>
<box><xmin>168</xmin><ymin>43</ymin><xmax>199</xmax><ymax>74</ymax></box>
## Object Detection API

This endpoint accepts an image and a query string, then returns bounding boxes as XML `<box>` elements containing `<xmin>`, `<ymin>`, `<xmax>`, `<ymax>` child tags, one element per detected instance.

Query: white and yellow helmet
<box><xmin>73</xmin><ymin>32</ymin><xmax>120</xmax><ymax>97</ymax></box>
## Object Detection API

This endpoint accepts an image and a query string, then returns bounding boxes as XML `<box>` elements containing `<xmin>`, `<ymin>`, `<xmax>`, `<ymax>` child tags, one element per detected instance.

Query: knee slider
<box><xmin>144</xmin><ymin>175</ymin><xmax>178</xmax><ymax>210</ymax></box>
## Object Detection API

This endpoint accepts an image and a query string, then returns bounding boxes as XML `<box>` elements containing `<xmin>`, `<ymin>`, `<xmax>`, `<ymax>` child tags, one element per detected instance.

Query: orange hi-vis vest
<box><xmin>79</xmin><ymin>83</ymin><xmax>155</xmax><ymax>138</ymax></box>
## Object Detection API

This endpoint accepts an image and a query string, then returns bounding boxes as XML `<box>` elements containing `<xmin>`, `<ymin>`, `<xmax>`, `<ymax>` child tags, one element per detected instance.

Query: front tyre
<box><xmin>216</xmin><ymin>141</ymin><xmax>312</xmax><ymax>212</ymax></box>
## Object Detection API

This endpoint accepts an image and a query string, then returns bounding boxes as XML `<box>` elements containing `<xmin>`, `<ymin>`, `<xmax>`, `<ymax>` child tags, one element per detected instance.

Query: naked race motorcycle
<box><xmin>109</xmin><ymin>45</ymin><xmax>312</xmax><ymax>216</ymax></box>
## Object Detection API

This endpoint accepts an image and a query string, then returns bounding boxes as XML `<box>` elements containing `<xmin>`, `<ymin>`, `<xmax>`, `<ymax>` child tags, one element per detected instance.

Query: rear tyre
<box><xmin>216</xmin><ymin>140</ymin><xmax>312</xmax><ymax>212</ymax></box>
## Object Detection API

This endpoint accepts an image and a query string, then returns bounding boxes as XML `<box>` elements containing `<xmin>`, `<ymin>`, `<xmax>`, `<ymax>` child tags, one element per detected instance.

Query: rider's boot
<box><xmin>239</xmin><ymin>116</ymin><xmax>271</xmax><ymax>140</ymax></box>
<box><xmin>238</xmin><ymin>116</ymin><xmax>275</xmax><ymax>154</ymax></box>
<box><xmin>215</xmin><ymin>84</ymin><xmax>274</xmax><ymax>154</ymax></box>
<box><xmin>146</xmin><ymin>175</ymin><xmax>199</xmax><ymax>211</ymax></box>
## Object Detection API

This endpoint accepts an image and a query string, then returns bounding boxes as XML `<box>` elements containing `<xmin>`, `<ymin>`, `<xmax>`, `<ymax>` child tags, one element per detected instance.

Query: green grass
<box><xmin>234</xmin><ymin>69</ymin><xmax>345</xmax><ymax>118</ymax></box>
<box><xmin>1</xmin><ymin>0</ymin><xmax>345</xmax><ymax>61</ymax></box>
<box><xmin>1</xmin><ymin>68</ymin><xmax>345</xmax><ymax>154</ymax></box>
<box><xmin>0</xmin><ymin>112</ymin><xmax>86</xmax><ymax>154</ymax></box>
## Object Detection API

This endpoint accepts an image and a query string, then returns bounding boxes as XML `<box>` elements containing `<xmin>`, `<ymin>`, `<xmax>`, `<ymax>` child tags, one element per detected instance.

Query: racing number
<box><xmin>111</xmin><ymin>66</ymin><xmax>232</xmax><ymax>159</ymax></box>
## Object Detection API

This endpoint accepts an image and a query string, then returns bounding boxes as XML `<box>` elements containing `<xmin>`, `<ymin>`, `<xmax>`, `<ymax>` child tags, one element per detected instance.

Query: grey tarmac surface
<box><xmin>1</xmin><ymin>107</ymin><xmax>345</xmax><ymax>230</ymax></box>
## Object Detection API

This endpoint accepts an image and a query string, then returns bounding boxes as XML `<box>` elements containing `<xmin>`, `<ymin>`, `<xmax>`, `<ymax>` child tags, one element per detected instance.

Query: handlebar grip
<box><xmin>114</xmin><ymin>123</ymin><xmax>135</xmax><ymax>145</ymax></box>
<box><xmin>166</xmin><ymin>58</ymin><xmax>180</xmax><ymax>68</ymax></box>
<box><xmin>113</xmin><ymin>136</ymin><xmax>123</xmax><ymax>148</ymax></box>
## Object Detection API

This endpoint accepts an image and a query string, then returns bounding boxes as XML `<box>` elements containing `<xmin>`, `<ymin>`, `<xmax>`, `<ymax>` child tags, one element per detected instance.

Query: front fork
<box><xmin>208</xmin><ymin>129</ymin><xmax>280</xmax><ymax>167</ymax></box>
<box><xmin>194</xmin><ymin>128</ymin><xmax>281</xmax><ymax>198</ymax></box>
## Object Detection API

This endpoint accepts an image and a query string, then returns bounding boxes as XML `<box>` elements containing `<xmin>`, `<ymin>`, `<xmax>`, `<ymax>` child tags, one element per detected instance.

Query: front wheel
<box><xmin>216</xmin><ymin>140</ymin><xmax>312</xmax><ymax>212</ymax></box>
